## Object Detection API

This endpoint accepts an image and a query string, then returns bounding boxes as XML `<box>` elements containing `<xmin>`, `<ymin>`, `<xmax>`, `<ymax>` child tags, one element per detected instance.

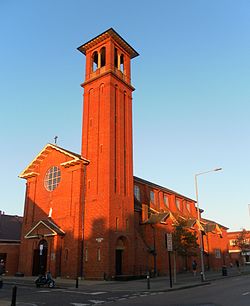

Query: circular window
<box><xmin>44</xmin><ymin>166</ymin><xmax>61</xmax><ymax>191</ymax></box>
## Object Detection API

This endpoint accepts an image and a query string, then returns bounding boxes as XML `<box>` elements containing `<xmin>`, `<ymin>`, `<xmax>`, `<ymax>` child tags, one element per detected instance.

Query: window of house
<box><xmin>85</xmin><ymin>248</ymin><xmax>88</xmax><ymax>262</ymax></box>
<box><xmin>134</xmin><ymin>185</ymin><xmax>140</xmax><ymax>201</ymax></box>
<box><xmin>150</xmin><ymin>191</ymin><xmax>155</xmax><ymax>204</ymax></box>
<box><xmin>126</xmin><ymin>218</ymin><xmax>129</xmax><ymax>231</ymax></box>
<box><xmin>0</xmin><ymin>253</ymin><xmax>7</xmax><ymax>263</ymax></box>
<box><xmin>164</xmin><ymin>194</ymin><xmax>169</xmax><ymax>207</ymax></box>
<box><xmin>175</xmin><ymin>198</ymin><xmax>181</xmax><ymax>210</ymax></box>
<box><xmin>229</xmin><ymin>239</ymin><xmax>237</xmax><ymax>246</ymax></box>
<box><xmin>215</xmin><ymin>249</ymin><xmax>221</xmax><ymax>258</ymax></box>
<box><xmin>114</xmin><ymin>48</ymin><xmax>118</xmax><ymax>68</ymax></box>
<box><xmin>44</xmin><ymin>166</ymin><xmax>61</xmax><ymax>191</ymax></box>
<box><xmin>116</xmin><ymin>217</ymin><xmax>119</xmax><ymax>231</ymax></box>
<box><xmin>120</xmin><ymin>54</ymin><xmax>124</xmax><ymax>72</ymax></box>
<box><xmin>92</xmin><ymin>51</ymin><xmax>98</xmax><ymax>72</ymax></box>
<box><xmin>100</xmin><ymin>47</ymin><xmax>106</xmax><ymax>67</ymax></box>
<box><xmin>186</xmin><ymin>201</ymin><xmax>191</xmax><ymax>213</ymax></box>
<box><xmin>97</xmin><ymin>247</ymin><xmax>101</xmax><ymax>261</ymax></box>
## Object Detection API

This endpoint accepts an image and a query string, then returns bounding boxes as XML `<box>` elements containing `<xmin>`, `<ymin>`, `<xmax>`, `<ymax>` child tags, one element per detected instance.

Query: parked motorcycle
<box><xmin>35</xmin><ymin>272</ymin><xmax>55</xmax><ymax>288</ymax></box>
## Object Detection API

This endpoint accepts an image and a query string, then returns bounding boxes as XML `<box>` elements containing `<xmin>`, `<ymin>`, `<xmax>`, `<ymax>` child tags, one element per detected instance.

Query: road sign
<box><xmin>165</xmin><ymin>233</ymin><xmax>173</xmax><ymax>252</ymax></box>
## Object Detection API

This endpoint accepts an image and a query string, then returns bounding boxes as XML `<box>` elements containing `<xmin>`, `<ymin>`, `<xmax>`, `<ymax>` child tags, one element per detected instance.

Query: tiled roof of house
<box><xmin>0</xmin><ymin>213</ymin><xmax>23</xmax><ymax>242</ymax></box>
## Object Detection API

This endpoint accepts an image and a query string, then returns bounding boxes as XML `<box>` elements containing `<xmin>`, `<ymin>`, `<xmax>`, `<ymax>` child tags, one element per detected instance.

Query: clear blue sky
<box><xmin>1</xmin><ymin>0</ymin><xmax>249</xmax><ymax>231</ymax></box>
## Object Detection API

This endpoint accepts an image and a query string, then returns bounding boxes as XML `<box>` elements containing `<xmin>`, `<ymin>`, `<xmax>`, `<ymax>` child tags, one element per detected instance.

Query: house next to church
<box><xmin>17</xmin><ymin>28</ymin><xmax>230</xmax><ymax>279</ymax></box>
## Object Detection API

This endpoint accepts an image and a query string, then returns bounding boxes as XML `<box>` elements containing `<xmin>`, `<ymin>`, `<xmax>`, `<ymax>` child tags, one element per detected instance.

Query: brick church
<box><xmin>17</xmin><ymin>29</ymin><xmax>229</xmax><ymax>279</ymax></box>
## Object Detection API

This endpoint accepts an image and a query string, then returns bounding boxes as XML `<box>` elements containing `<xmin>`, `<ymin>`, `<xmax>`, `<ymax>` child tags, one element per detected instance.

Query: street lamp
<box><xmin>195</xmin><ymin>167</ymin><xmax>222</xmax><ymax>281</ymax></box>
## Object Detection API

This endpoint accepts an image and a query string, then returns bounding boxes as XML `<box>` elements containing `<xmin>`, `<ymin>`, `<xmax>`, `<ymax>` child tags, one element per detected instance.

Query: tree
<box><xmin>172</xmin><ymin>219</ymin><xmax>199</xmax><ymax>271</ymax></box>
<box><xmin>234</xmin><ymin>229</ymin><xmax>250</xmax><ymax>262</ymax></box>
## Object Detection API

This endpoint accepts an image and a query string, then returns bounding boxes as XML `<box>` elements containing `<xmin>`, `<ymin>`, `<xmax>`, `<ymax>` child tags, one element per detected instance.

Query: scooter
<box><xmin>35</xmin><ymin>272</ymin><xmax>55</xmax><ymax>288</ymax></box>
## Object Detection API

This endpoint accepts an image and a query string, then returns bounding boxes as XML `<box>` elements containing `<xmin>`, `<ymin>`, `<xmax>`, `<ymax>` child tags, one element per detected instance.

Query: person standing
<box><xmin>0</xmin><ymin>259</ymin><xmax>5</xmax><ymax>288</ymax></box>
<box><xmin>192</xmin><ymin>260</ymin><xmax>197</xmax><ymax>276</ymax></box>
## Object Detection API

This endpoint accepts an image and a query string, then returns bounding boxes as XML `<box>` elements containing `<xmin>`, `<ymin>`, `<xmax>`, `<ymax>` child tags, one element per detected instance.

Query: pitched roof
<box><xmin>0</xmin><ymin>214</ymin><xmax>23</xmax><ymax>242</ymax></box>
<box><xmin>202</xmin><ymin>218</ymin><xmax>228</xmax><ymax>230</ymax></box>
<box><xmin>77</xmin><ymin>28</ymin><xmax>139</xmax><ymax>59</ymax></box>
<box><xmin>24</xmin><ymin>219</ymin><xmax>65</xmax><ymax>239</ymax></box>
<box><xmin>134</xmin><ymin>176</ymin><xmax>195</xmax><ymax>202</ymax></box>
<box><xmin>19</xmin><ymin>143</ymin><xmax>89</xmax><ymax>179</ymax></box>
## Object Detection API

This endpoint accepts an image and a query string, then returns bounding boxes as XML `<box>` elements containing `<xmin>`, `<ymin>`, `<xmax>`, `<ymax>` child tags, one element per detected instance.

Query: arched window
<box><xmin>100</xmin><ymin>47</ymin><xmax>106</xmax><ymax>67</ymax></box>
<box><xmin>120</xmin><ymin>54</ymin><xmax>124</xmax><ymax>73</ymax></box>
<box><xmin>114</xmin><ymin>48</ymin><xmax>118</xmax><ymax>68</ymax></box>
<box><xmin>92</xmin><ymin>51</ymin><xmax>98</xmax><ymax>72</ymax></box>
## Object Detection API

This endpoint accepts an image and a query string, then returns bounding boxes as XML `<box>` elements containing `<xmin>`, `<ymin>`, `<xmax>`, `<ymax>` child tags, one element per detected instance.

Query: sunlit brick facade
<box><xmin>17</xmin><ymin>29</ymin><xmax>230</xmax><ymax>279</ymax></box>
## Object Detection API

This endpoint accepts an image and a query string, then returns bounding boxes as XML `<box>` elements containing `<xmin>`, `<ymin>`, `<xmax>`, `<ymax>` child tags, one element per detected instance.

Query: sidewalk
<box><xmin>2</xmin><ymin>265</ymin><xmax>250</xmax><ymax>293</ymax></box>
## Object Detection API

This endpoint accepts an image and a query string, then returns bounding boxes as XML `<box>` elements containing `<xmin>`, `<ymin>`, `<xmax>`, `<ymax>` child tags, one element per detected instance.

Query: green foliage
<box><xmin>172</xmin><ymin>219</ymin><xmax>199</xmax><ymax>257</ymax></box>
<box><xmin>234</xmin><ymin>229</ymin><xmax>250</xmax><ymax>251</ymax></box>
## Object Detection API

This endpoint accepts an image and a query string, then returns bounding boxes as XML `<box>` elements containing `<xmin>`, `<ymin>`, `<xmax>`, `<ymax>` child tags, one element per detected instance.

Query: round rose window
<box><xmin>44</xmin><ymin>166</ymin><xmax>61</xmax><ymax>191</ymax></box>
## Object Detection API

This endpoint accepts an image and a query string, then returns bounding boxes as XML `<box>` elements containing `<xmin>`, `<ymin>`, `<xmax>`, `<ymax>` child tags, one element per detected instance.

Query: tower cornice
<box><xmin>77</xmin><ymin>28</ymin><xmax>139</xmax><ymax>59</ymax></box>
<box><xmin>81</xmin><ymin>69</ymin><xmax>135</xmax><ymax>91</ymax></box>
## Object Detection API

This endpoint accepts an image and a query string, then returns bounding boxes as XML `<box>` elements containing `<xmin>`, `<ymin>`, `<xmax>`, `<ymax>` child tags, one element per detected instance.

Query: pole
<box><xmin>168</xmin><ymin>251</ymin><xmax>173</xmax><ymax>288</ymax></box>
<box><xmin>146</xmin><ymin>271</ymin><xmax>150</xmax><ymax>290</ymax></box>
<box><xmin>195</xmin><ymin>174</ymin><xmax>206</xmax><ymax>282</ymax></box>
<box><xmin>11</xmin><ymin>286</ymin><xmax>17</xmax><ymax>306</ymax></box>
<box><xmin>151</xmin><ymin>225</ymin><xmax>157</xmax><ymax>277</ymax></box>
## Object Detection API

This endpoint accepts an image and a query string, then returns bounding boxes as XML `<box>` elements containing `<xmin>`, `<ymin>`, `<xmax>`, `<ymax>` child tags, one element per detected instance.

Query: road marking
<box><xmin>88</xmin><ymin>300</ymin><xmax>105</xmax><ymax>304</ymax></box>
<box><xmin>242</xmin><ymin>291</ymin><xmax>250</xmax><ymax>296</ymax></box>
<box><xmin>70</xmin><ymin>303</ymin><xmax>90</xmax><ymax>306</ymax></box>
<box><xmin>37</xmin><ymin>290</ymin><xmax>51</xmax><ymax>293</ymax></box>
<box><xmin>89</xmin><ymin>292</ymin><xmax>107</xmax><ymax>295</ymax></box>
<box><xmin>59</xmin><ymin>290</ymin><xmax>107</xmax><ymax>295</ymax></box>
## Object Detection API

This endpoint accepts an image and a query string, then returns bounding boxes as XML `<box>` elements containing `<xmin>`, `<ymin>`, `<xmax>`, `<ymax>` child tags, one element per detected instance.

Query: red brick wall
<box><xmin>19</xmin><ymin>148</ymin><xmax>84</xmax><ymax>278</ymax></box>
<box><xmin>0</xmin><ymin>243</ymin><xmax>20</xmax><ymax>275</ymax></box>
<box><xmin>81</xmin><ymin>34</ymin><xmax>135</xmax><ymax>279</ymax></box>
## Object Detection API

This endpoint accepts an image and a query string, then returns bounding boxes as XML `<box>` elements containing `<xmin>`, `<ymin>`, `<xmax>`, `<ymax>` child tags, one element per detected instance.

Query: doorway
<box><xmin>32</xmin><ymin>239</ymin><xmax>48</xmax><ymax>276</ymax></box>
<box><xmin>115</xmin><ymin>249</ymin><xmax>123</xmax><ymax>275</ymax></box>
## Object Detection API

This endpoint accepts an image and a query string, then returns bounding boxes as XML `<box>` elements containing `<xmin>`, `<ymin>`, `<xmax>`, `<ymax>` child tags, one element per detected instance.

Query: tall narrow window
<box><xmin>114</xmin><ymin>48</ymin><xmax>118</xmax><ymax>68</ymax></box>
<box><xmin>97</xmin><ymin>247</ymin><xmax>101</xmax><ymax>261</ymax></box>
<box><xmin>134</xmin><ymin>185</ymin><xmax>140</xmax><ymax>201</ymax></box>
<box><xmin>150</xmin><ymin>191</ymin><xmax>155</xmax><ymax>204</ymax></box>
<box><xmin>100</xmin><ymin>47</ymin><xmax>106</xmax><ymax>67</ymax></box>
<box><xmin>85</xmin><ymin>248</ymin><xmax>88</xmax><ymax>262</ymax></box>
<box><xmin>126</xmin><ymin>219</ymin><xmax>129</xmax><ymax>231</ymax></box>
<box><xmin>120</xmin><ymin>54</ymin><xmax>124</xmax><ymax>72</ymax></box>
<box><xmin>92</xmin><ymin>51</ymin><xmax>98</xmax><ymax>72</ymax></box>
<box><xmin>164</xmin><ymin>194</ymin><xmax>169</xmax><ymax>208</ymax></box>
<box><xmin>175</xmin><ymin>198</ymin><xmax>181</xmax><ymax>210</ymax></box>
<box><xmin>116</xmin><ymin>217</ymin><xmax>119</xmax><ymax>231</ymax></box>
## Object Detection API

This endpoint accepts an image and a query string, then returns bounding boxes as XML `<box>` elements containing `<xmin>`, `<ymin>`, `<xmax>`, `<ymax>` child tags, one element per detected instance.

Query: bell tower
<box><xmin>78</xmin><ymin>29</ymin><xmax>139</xmax><ymax>278</ymax></box>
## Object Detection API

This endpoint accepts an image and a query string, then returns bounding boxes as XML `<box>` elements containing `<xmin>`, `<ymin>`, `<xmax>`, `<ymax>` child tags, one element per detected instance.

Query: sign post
<box><xmin>165</xmin><ymin>233</ymin><xmax>173</xmax><ymax>288</ymax></box>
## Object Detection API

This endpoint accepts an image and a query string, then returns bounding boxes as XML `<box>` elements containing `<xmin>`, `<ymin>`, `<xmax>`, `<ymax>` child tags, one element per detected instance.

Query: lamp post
<box><xmin>195</xmin><ymin>167</ymin><xmax>222</xmax><ymax>281</ymax></box>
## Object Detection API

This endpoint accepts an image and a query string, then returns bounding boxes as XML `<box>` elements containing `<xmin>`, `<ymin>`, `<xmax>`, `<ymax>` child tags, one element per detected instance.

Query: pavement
<box><xmin>1</xmin><ymin>265</ymin><xmax>250</xmax><ymax>305</ymax></box>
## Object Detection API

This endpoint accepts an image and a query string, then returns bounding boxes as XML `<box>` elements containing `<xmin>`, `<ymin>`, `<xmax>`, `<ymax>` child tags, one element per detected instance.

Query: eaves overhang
<box><xmin>77</xmin><ymin>28</ymin><xmax>139</xmax><ymax>59</ymax></box>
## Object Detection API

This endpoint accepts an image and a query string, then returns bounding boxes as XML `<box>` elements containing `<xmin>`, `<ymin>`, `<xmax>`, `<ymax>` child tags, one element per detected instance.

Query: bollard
<box><xmin>147</xmin><ymin>272</ymin><xmax>150</xmax><ymax>290</ymax></box>
<box><xmin>75</xmin><ymin>277</ymin><xmax>79</xmax><ymax>288</ymax></box>
<box><xmin>200</xmin><ymin>272</ymin><xmax>204</xmax><ymax>282</ymax></box>
<box><xmin>11</xmin><ymin>285</ymin><xmax>17</xmax><ymax>306</ymax></box>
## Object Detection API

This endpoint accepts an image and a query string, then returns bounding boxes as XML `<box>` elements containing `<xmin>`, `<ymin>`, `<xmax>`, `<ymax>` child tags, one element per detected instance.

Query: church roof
<box><xmin>134</xmin><ymin>176</ymin><xmax>195</xmax><ymax>202</ymax></box>
<box><xmin>19</xmin><ymin>143</ymin><xmax>89</xmax><ymax>179</ymax></box>
<box><xmin>77</xmin><ymin>28</ymin><xmax>139</xmax><ymax>59</ymax></box>
<box><xmin>0</xmin><ymin>213</ymin><xmax>23</xmax><ymax>242</ymax></box>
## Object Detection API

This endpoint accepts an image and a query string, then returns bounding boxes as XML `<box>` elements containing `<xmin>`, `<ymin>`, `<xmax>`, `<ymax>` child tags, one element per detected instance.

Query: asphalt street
<box><xmin>0</xmin><ymin>275</ymin><xmax>250</xmax><ymax>305</ymax></box>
